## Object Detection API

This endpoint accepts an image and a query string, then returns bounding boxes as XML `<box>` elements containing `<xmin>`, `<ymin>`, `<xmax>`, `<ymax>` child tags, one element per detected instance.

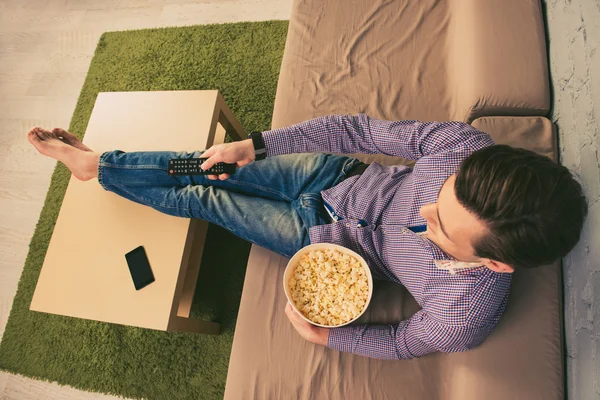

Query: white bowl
<box><xmin>283</xmin><ymin>243</ymin><xmax>374</xmax><ymax>328</ymax></box>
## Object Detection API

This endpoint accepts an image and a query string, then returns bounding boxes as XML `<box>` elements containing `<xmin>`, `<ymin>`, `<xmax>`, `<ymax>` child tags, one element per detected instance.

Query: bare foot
<box><xmin>51</xmin><ymin>128</ymin><xmax>92</xmax><ymax>152</ymax></box>
<box><xmin>26</xmin><ymin>127</ymin><xmax>100</xmax><ymax>181</ymax></box>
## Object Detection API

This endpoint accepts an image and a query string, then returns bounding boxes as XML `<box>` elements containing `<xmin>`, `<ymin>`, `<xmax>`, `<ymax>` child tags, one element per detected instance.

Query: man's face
<box><xmin>419</xmin><ymin>175</ymin><xmax>487</xmax><ymax>263</ymax></box>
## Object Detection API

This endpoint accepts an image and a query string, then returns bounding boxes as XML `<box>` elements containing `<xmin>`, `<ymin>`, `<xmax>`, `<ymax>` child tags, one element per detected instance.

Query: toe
<box><xmin>26</xmin><ymin>129</ymin><xmax>39</xmax><ymax>143</ymax></box>
<box><xmin>53</xmin><ymin>128</ymin><xmax>71</xmax><ymax>144</ymax></box>
<box><xmin>52</xmin><ymin>127</ymin><xmax>67</xmax><ymax>137</ymax></box>
<box><xmin>27</xmin><ymin>129</ymin><xmax>50</xmax><ymax>155</ymax></box>
<box><xmin>53</xmin><ymin>127</ymin><xmax>75</xmax><ymax>142</ymax></box>
<box><xmin>33</xmin><ymin>128</ymin><xmax>45</xmax><ymax>141</ymax></box>
<box><xmin>38</xmin><ymin>127</ymin><xmax>55</xmax><ymax>139</ymax></box>
<box><xmin>51</xmin><ymin>127</ymin><xmax>91</xmax><ymax>151</ymax></box>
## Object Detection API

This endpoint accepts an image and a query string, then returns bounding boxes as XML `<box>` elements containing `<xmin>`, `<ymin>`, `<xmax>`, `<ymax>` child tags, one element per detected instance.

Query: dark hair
<box><xmin>454</xmin><ymin>145</ymin><xmax>588</xmax><ymax>268</ymax></box>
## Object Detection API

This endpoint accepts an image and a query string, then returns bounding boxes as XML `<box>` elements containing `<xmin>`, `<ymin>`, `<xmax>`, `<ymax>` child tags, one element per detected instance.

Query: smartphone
<box><xmin>125</xmin><ymin>246</ymin><xmax>155</xmax><ymax>290</ymax></box>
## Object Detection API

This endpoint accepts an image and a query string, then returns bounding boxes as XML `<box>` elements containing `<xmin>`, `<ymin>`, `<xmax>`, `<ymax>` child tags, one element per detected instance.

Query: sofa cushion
<box><xmin>471</xmin><ymin>116</ymin><xmax>557</xmax><ymax>161</ymax></box>
<box><xmin>271</xmin><ymin>0</ymin><xmax>550</xmax><ymax>129</ymax></box>
<box><xmin>448</xmin><ymin>1</ymin><xmax>551</xmax><ymax>122</ymax></box>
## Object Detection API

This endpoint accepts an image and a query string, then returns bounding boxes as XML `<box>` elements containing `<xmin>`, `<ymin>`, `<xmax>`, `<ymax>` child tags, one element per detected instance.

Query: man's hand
<box><xmin>285</xmin><ymin>302</ymin><xmax>330</xmax><ymax>346</ymax></box>
<box><xmin>200</xmin><ymin>139</ymin><xmax>255</xmax><ymax>180</ymax></box>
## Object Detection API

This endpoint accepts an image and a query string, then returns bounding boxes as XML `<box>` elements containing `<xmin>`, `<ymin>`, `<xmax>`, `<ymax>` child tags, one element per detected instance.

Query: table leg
<box><xmin>216</xmin><ymin>92</ymin><xmax>246</xmax><ymax>142</ymax></box>
<box><xmin>168</xmin><ymin>219</ymin><xmax>220</xmax><ymax>335</ymax></box>
<box><xmin>168</xmin><ymin>316</ymin><xmax>220</xmax><ymax>335</ymax></box>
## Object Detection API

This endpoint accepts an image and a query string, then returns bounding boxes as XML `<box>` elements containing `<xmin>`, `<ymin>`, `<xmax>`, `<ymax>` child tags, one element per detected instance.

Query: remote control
<box><xmin>168</xmin><ymin>158</ymin><xmax>237</xmax><ymax>176</ymax></box>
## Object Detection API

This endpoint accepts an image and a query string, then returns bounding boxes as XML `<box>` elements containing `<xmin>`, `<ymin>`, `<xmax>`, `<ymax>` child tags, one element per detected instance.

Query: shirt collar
<box><xmin>415</xmin><ymin>229</ymin><xmax>486</xmax><ymax>275</ymax></box>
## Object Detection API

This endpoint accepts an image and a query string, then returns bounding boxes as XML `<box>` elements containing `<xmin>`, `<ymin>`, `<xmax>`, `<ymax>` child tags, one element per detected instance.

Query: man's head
<box><xmin>420</xmin><ymin>145</ymin><xmax>588</xmax><ymax>272</ymax></box>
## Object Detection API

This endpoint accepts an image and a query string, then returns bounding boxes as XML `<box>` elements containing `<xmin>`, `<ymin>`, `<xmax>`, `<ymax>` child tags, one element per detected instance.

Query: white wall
<box><xmin>543</xmin><ymin>0</ymin><xmax>600</xmax><ymax>399</ymax></box>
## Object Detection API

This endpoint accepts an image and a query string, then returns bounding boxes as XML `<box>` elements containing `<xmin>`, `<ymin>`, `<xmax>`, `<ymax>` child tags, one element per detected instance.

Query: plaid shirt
<box><xmin>262</xmin><ymin>114</ymin><xmax>512</xmax><ymax>360</ymax></box>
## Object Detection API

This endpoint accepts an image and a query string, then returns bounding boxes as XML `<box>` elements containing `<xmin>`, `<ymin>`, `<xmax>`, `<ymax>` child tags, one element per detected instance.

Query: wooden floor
<box><xmin>0</xmin><ymin>0</ymin><xmax>292</xmax><ymax>398</ymax></box>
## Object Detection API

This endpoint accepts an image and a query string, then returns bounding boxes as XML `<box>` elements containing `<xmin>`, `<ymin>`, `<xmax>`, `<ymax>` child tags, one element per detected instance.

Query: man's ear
<box><xmin>481</xmin><ymin>259</ymin><xmax>515</xmax><ymax>273</ymax></box>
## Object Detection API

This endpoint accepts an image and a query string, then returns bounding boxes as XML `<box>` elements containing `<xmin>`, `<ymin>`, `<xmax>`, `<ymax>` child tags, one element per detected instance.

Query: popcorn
<box><xmin>288</xmin><ymin>248</ymin><xmax>369</xmax><ymax>326</ymax></box>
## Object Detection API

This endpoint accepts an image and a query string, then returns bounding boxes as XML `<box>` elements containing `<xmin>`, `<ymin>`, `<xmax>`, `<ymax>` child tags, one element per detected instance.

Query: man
<box><xmin>26</xmin><ymin>114</ymin><xmax>587</xmax><ymax>360</ymax></box>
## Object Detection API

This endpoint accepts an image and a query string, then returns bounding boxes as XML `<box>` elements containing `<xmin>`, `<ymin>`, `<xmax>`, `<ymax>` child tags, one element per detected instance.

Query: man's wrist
<box><xmin>316</xmin><ymin>327</ymin><xmax>330</xmax><ymax>346</ymax></box>
<box><xmin>244</xmin><ymin>139</ymin><xmax>256</xmax><ymax>161</ymax></box>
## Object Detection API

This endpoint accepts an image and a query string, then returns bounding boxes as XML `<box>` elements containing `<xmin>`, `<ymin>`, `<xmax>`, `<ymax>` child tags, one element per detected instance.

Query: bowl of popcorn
<box><xmin>283</xmin><ymin>243</ymin><xmax>373</xmax><ymax>328</ymax></box>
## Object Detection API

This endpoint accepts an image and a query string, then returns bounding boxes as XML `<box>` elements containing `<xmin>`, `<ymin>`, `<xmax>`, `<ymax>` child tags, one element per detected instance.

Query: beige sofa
<box><xmin>225</xmin><ymin>1</ymin><xmax>562</xmax><ymax>399</ymax></box>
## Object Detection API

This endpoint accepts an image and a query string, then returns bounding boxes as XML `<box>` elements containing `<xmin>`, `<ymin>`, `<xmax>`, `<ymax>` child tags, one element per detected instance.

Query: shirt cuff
<box><xmin>327</xmin><ymin>325</ymin><xmax>356</xmax><ymax>353</ymax></box>
<box><xmin>262</xmin><ymin>128</ymin><xmax>296</xmax><ymax>158</ymax></box>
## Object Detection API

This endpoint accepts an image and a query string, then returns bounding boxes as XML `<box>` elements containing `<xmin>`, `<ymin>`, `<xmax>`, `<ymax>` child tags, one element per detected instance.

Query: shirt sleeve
<box><xmin>327</xmin><ymin>310</ymin><xmax>494</xmax><ymax>359</ymax></box>
<box><xmin>261</xmin><ymin>114</ymin><xmax>493</xmax><ymax>160</ymax></box>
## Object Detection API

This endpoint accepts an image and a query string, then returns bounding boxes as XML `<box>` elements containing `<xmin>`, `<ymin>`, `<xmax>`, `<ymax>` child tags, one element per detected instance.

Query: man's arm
<box><xmin>199</xmin><ymin>114</ymin><xmax>492</xmax><ymax>178</ymax></box>
<box><xmin>262</xmin><ymin>114</ymin><xmax>493</xmax><ymax>160</ymax></box>
<box><xmin>327</xmin><ymin>310</ymin><xmax>493</xmax><ymax>360</ymax></box>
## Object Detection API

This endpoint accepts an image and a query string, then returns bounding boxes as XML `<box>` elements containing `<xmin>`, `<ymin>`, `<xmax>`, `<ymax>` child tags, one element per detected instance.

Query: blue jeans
<box><xmin>98</xmin><ymin>151</ymin><xmax>362</xmax><ymax>258</ymax></box>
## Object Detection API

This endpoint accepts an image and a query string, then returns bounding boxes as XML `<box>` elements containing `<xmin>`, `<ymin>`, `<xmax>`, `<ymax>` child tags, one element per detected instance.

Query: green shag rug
<box><xmin>0</xmin><ymin>21</ymin><xmax>288</xmax><ymax>400</ymax></box>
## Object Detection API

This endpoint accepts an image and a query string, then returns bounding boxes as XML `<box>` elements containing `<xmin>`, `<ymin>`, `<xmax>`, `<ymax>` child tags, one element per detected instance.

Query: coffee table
<box><xmin>30</xmin><ymin>90</ymin><xmax>245</xmax><ymax>334</ymax></box>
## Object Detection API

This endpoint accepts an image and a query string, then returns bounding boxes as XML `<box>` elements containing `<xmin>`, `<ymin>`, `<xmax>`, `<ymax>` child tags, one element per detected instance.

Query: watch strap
<box><xmin>250</xmin><ymin>131</ymin><xmax>267</xmax><ymax>160</ymax></box>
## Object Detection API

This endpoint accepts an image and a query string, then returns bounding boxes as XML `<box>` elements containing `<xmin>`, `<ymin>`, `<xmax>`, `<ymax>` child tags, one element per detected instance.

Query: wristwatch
<box><xmin>250</xmin><ymin>131</ymin><xmax>267</xmax><ymax>161</ymax></box>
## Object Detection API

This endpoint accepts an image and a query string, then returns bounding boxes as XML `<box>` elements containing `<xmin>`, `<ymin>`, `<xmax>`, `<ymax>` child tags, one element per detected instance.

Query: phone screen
<box><xmin>125</xmin><ymin>246</ymin><xmax>155</xmax><ymax>290</ymax></box>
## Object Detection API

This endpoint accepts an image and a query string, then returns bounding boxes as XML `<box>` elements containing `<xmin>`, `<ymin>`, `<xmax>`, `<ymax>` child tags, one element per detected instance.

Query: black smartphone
<box><xmin>125</xmin><ymin>246</ymin><xmax>155</xmax><ymax>290</ymax></box>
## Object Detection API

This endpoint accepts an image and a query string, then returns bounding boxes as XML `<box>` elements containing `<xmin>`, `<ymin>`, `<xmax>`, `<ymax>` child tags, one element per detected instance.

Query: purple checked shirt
<box><xmin>261</xmin><ymin>114</ymin><xmax>513</xmax><ymax>360</ymax></box>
